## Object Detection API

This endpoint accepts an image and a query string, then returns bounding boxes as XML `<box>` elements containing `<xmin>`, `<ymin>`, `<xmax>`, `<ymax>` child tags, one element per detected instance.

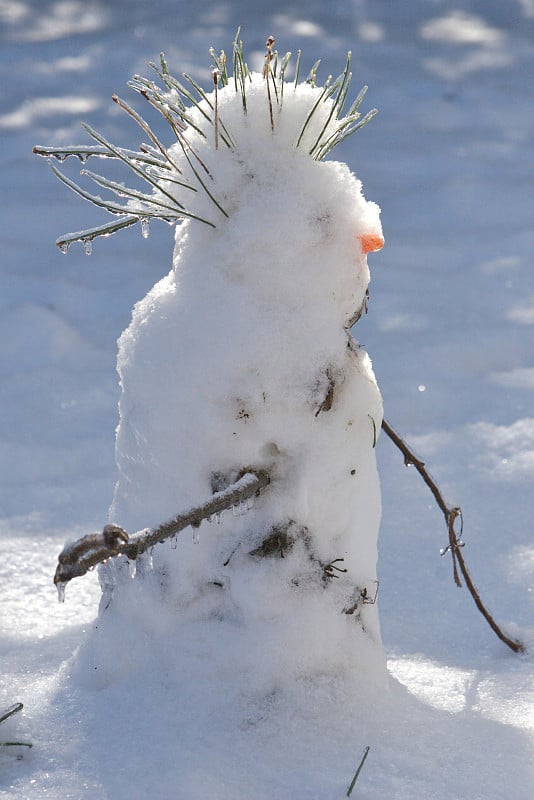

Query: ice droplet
<box><xmin>128</xmin><ymin>559</ymin><xmax>137</xmax><ymax>579</ymax></box>
<box><xmin>59</xmin><ymin>242</ymin><xmax>70</xmax><ymax>255</ymax></box>
<box><xmin>232</xmin><ymin>500</ymin><xmax>251</xmax><ymax>517</ymax></box>
<box><xmin>82</xmin><ymin>239</ymin><xmax>92</xmax><ymax>256</ymax></box>
<box><xmin>171</xmin><ymin>536</ymin><xmax>178</xmax><ymax>550</ymax></box>
<box><xmin>140</xmin><ymin>218</ymin><xmax>150</xmax><ymax>239</ymax></box>
<box><xmin>192</xmin><ymin>527</ymin><xmax>200</xmax><ymax>544</ymax></box>
<box><xmin>215</xmin><ymin>511</ymin><xmax>224</xmax><ymax>524</ymax></box>
<box><xmin>56</xmin><ymin>582</ymin><xmax>67</xmax><ymax>603</ymax></box>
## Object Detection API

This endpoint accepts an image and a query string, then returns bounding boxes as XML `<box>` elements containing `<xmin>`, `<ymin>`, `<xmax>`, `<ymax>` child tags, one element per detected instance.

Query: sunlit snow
<box><xmin>1</xmin><ymin>2</ymin><xmax>533</xmax><ymax>798</ymax></box>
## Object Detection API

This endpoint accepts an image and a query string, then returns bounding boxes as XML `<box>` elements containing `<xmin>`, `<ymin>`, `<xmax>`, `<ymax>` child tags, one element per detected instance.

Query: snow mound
<box><xmin>70</xmin><ymin>64</ymin><xmax>388</xmax><ymax>700</ymax></box>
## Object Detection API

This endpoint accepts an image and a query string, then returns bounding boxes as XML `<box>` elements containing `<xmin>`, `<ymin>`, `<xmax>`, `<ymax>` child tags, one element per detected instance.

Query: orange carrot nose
<box><xmin>358</xmin><ymin>233</ymin><xmax>385</xmax><ymax>255</ymax></box>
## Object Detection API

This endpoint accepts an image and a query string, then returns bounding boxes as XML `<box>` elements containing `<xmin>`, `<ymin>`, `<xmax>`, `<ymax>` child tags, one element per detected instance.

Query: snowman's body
<box><xmin>101</xmin><ymin>73</ymin><xmax>385</xmax><ymax>688</ymax></box>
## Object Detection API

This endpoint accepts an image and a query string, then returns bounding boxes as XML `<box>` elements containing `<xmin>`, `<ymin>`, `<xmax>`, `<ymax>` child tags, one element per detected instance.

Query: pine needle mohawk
<box><xmin>34</xmin><ymin>30</ymin><xmax>377</xmax><ymax>254</ymax></box>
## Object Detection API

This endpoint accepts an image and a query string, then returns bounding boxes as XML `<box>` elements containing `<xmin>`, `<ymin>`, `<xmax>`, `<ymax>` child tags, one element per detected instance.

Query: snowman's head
<box><xmin>35</xmin><ymin>34</ymin><xmax>383</xmax><ymax>324</ymax></box>
<box><xmin>158</xmin><ymin>45</ymin><xmax>384</xmax><ymax>325</ymax></box>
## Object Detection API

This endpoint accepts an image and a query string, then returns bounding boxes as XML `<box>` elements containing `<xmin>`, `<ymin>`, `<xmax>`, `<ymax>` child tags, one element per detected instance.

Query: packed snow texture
<box><xmin>1</xmin><ymin>2</ymin><xmax>534</xmax><ymax>799</ymax></box>
<box><xmin>92</xmin><ymin>73</ymin><xmax>386</xmax><ymax>694</ymax></box>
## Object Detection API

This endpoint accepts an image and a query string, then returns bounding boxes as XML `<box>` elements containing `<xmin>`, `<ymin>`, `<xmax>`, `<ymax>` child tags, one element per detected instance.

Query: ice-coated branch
<box><xmin>54</xmin><ymin>470</ymin><xmax>270</xmax><ymax>597</ymax></box>
<box><xmin>55</xmin><ymin>217</ymin><xmax>140</xmax><ymax>254</ymax></box>
<box><xmin>32</xmin><ymin>143</ymin><xmax>167</xmax><ymax>167</ymax></box>
<box><xmin>381</xmin><ymin>418</ymin><xmax>525</xmax><ymax>654</ymax></box>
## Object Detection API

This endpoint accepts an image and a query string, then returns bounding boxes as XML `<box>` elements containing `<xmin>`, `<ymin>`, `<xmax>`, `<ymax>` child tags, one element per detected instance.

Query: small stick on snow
<box><xmin>346</xmin><ymin>745</ymin><xmax>370</xmax><ymax>797</ymax></box>
<box><xmin>381</xmin><ymin>418</ymin><xmax>525</xmax><ymax>654</ymax></box>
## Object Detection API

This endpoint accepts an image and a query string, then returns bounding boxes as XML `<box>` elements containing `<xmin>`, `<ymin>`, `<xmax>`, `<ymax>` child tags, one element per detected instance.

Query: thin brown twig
<box><xmin>381</xmin><ymin>418</ymin><xmax>525</xmax><ymax>654</ymax></box>
<box><xmin>54</xmin><ymin>470</ymin><xmax>270</xmax><ymax>594</ymax></box>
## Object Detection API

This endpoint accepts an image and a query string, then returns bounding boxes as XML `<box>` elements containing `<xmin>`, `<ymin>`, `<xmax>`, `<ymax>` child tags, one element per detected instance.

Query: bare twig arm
<box><xmin>381</xmin><ymin>418</ymin><xmax>450</xmax><ymax>519</ymax></box>
<box><xmin>381</xmin><ymin>418</ymin><xmax>525</xmax><ymax>654</ymax></box>
<box><xmin>54</xmin><ymin>470</ymin><xmax>270</xmax><ymax>592</ymax></box>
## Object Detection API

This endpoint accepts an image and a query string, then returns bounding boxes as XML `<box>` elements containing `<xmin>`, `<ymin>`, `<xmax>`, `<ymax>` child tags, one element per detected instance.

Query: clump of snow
<box><xmin>77</xmin><ymin>68</ymin><xmax>386</xmax><ymax>698</ymax></box>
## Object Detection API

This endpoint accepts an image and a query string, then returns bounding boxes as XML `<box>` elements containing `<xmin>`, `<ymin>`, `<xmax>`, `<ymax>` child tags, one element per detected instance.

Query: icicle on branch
<box><xmin>54</xmin><ymin>470</ymin><xmax>270</xmax><ymax>599</ymax></box>
<box><xmin>56</xmin><ymin>216</ymin><xmax>140</xmax><ymax>254</ymax></box>
<box><xmin>381</xmin><ymin>418</ymin><xmax>525</xmax><ymax>654</ymax></box>
<box><xmin>32</xmin><ymin>143</ymin><xmax>167</xmax><ymax>167</ymax></box>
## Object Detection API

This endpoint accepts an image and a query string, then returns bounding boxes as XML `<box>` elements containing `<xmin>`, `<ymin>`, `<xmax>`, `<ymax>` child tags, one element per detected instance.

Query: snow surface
<box><xmin>1</xmin><ymin>1</ymin><xmax>534</xmax><ymax>798</ymax></box>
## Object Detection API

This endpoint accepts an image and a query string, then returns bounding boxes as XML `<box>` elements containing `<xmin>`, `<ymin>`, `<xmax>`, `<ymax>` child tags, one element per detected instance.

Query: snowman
<box><xmin>42</xmin><ymin>37</ymin><xmax>386</xmax><ymax>690</ymax></box>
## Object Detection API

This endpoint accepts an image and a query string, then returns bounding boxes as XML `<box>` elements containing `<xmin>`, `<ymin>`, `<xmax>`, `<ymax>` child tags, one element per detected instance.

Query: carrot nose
<box><xmin>358</xmin><ymin>233</ymin><xmax>385</xmax><ymax>254</ymax></box>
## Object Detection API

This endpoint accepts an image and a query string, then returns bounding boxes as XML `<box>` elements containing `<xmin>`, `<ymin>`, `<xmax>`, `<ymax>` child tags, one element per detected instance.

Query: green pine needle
<box><xmin>34</xmin><ymin>32</ymin><xmax>377</xmax><ymax>250</ymax></box>
<box><xmin>306</xmin><ymin>58</ymin><xmax>322</xmax><ymax>86</ymax></box>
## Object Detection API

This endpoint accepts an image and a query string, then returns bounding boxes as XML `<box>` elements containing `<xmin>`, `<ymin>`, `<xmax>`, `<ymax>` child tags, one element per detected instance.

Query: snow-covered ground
<box><xmin>1</xmin><ymin>1</ymin><xmax>533</xmax><ymax>797</ymax></box>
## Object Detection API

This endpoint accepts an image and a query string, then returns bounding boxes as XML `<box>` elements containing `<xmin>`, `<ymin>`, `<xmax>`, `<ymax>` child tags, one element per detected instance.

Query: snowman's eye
<box><xmin>358</xmin><ymin>233</ymin><xmax>384</xmax><ymax>254</ymax></box>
